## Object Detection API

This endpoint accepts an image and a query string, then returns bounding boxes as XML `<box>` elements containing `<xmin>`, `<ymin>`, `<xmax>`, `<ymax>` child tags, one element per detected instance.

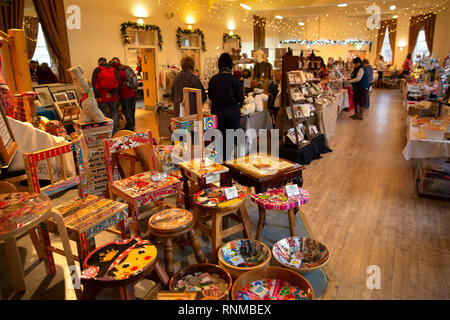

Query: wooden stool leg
<box><xmin>49</xmin><ymin>210</ymin><xmax>83</xmax><ymax>300</ymax></box>
<box><xmin>211</xmin><ymin>213</ymin><xmax>223</xmax><ymax>264</ymax></box>
<box><xmin>118</xmin><ymin>285</ymin><xmax>135</xmax><ymax>300</ymax></box>
<box><xmin>176</xmin><ymin>182</ymin><xmax>183</xmax><ymax>208</ymax></box>
<box><xmin>287</xmin><ymin>208</ymin><xmax>296</xmax><ymax>236</ymax></box>
<box><xmin>82</xmin><ymin>281</ymin><xmax>97</xmax><ymax>300</ymax></box>
<box><xmin>187</xmin><ymin>229</ymin><xmax>206</xmax><ymax>263</ymax></box>
<box><xmin>163</xmin><ymin>238</ymin><xmax>174</xmax><ymax>276</ymax></box>
<box><xmin>238</xmin><ymin>204</ymin><xmax>254</xmax><ymax>240</ymax></box>
<box><xmin>182</xmin><ymin>173</ymin><xmax>190</xmax><ymax>210</ymax></box>
<box><xmin>256</xmin><ymin>207</ymin><xmax>266</xmax><ymax>241</ymax></box>
<box><xmin>4</xmin><ymin>237</ymin><xmax>25</xmax><ymax>293</ymax></box>
<box><xmin>28</xmin><ymin>228</ymin><xmax>44</xmax><ymax>259</ymax></box>
<box><xmin>153</xmin><ymin>259</ymin><xmax>169</xmax><ymax>287</ymax></box>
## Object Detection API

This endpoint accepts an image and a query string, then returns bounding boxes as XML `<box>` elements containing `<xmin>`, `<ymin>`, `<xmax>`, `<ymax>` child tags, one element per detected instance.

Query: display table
<box><xmin>402</xmin><ymin>120</ymin><xmax>450</xmax><ymax>160</ymax></box>
<box><xmin>223</xmin><ymin>154</ymin><xmax>304</xmax><ymax>193</ymax></box>
<box><xmin>336</xmin><ymin>89</ymin><xmax>349</xmax><ymax>113</ymax></box>
<box><xmin>316</xmin><ymin>97</ymin><xmax>340</xmax><ymax>149</ymax></box>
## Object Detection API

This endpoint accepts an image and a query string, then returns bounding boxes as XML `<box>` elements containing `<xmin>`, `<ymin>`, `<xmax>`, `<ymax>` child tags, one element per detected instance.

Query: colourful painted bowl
<box><xmin>272</xmin><ymin>236</ymin><xmax>330</xmax><ymax>274</ymax></box>
<box><xmin>169</xmin><ymin>263</ymin><xmax>232</xmax><ymax>300</ymax></box>
<box><xmin>231</xmin><ymin>266</ymin><xmax>314</xmax><ymax>300</ymax></box>
<box><xmin>218</xmin><ymin>239</ymin><xmax>271</xmax><ymax>279</ymax></box>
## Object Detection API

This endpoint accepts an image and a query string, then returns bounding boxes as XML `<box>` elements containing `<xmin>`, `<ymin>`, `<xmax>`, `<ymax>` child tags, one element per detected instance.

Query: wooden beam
<box><xmin>8</xmin><ymin>29</ymin><xmax>33</xmax><ymax>122</ymax></box>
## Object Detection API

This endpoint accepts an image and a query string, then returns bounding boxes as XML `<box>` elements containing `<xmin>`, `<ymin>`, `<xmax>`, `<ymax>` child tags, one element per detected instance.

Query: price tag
<box><xmin>224</xmin><ymin>186</ymin><xmax>238</xmax><ymax>200</ymax></box>
<box><xmin>229</xmin><ymin>255</ymin><xmax>245</xmax><ymax>266</ymax></box>
<box><xmin>206</xmin><ymin>173</ymin><xmax>220</xmax><ymax>184</ymax></box>
<box><xmin>244</xmin><ymin>79</ymin><xmax>251</xmax><ymax>88</ymax></box>
<box><xmin>250</xmin><ymin>285</ymin><xmax>268</xmax><ymax>297</ymax></box>
<box><xmin>289</xmin><ymin>259</ymin><xmax>302</xmax><ymax>268</ymax></box>
<box><xmin>285</xmin><ymin>184</ymin><xmax>300</xmax><ymax>197</ymax></box>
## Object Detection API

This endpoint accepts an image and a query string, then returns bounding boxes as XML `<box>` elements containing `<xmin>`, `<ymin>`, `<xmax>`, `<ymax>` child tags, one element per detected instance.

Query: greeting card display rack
<box><xmin>283</xmin><ymin>70</ymin><xmax>322</xmax><ymax>150</ymax></box>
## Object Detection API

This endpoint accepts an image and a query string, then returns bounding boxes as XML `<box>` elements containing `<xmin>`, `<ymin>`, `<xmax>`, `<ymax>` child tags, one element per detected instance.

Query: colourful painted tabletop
<box><xmin>194</xmin><ymin>186</ymin><xmax>246</xmax><ymax>208</ymax></box>
<box><xmin>224</xmin><ymin>154</ymin><xmax>296</xmax><ymax>179</ymax></box>
<box><xmin>81</xmin><ymin>238</ymin><xmax>157</xmax><ymax>281</ymax></box>
<box><xmin>0</xmin><ymin>193</ymin><xmax>51</xmax><ymax>238</ymax></box>
<box><xmin>113</xmin><ymin>171</ymin><xmax>181</xmax><ymax>198</ymax></box>
<box><xmin>178</xmin><ymin>158</ymin><xmax>228</xmax><ymax>179</ymax></box>
<box><xmin>148</xmin><ymin>208</ymin><xmax>193</xmax><ymax>232</ymax></box>
<box><xmin>250</xmin><ymin>186</ymin><xmax>309</xmax><ymax>211</ymax></box>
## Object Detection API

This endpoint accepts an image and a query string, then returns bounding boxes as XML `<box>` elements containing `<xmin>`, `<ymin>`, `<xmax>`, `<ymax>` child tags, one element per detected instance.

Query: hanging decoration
<box><xmin>120</xmin><ymin>21</ymin><xmax>163</xmax><ymax>50</ymax></box>
<box><xmin>176</xmin><ymin>27</ymin><xmax>206</xmax><ymax>51</ymax></box>
<box><xmin>279</xmin><ymin>39</ymin><xmax>373</xmax><ymax>46</ymax></box>
<box><xmin>223</xmin><ymin>33</ymin><xmax>242</xmax><ymax>48</ymax></box>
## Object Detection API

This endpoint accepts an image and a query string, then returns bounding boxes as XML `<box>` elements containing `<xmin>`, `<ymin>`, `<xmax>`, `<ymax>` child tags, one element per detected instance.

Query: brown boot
<box><xmin>356</xmin><ymin>107</ymin><xmax>364</xmax><ymax>120</ymax></box>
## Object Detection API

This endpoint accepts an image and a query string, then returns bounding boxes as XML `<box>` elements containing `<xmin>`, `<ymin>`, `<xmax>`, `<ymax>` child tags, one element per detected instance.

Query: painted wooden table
<box><xmin>224</xmin><ymin>154</ymin><xmax>304</xmax><ymax>194</ymax></box>
<box><xmin>0</xmin><ymin>193</ymin><xmax>76</xmax><ymax>294</ymax></box>
<box><xmin>81</xmin><ymin>237</ymin><xmax>169</xmax><ymax>300</ymax></box>
<box><xmin>193</xmin><ymin>186</ymin><xmax>254</xmax><ymax>263</ymax></box>
<box><xmin>250</xmin><ymin>186</ymin><xmax>309</xmax><ymax>240</ymax></box>
<box><xmin>178</xmin><ymin>158</ymin><xmax>229</xmax><ymax>210</ymax></box>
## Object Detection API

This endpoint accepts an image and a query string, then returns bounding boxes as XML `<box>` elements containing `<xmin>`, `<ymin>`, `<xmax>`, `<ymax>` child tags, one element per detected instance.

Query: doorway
<box><xmin>125</xmin><ymin>46</ymin><xmax>157</xmax><ymax>110</ymax></box>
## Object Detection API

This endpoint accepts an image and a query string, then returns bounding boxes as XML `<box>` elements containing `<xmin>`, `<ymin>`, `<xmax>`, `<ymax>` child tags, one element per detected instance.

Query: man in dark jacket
<box><xmin>171</xmin><ymin>56</ymin><xmax>207</xmax><ymax>117</ymax></box>
<box><xmin>92</xmin><ymin>59</ymin><xmax>121</xmax><ymax>133</ymax></box>
<box><xmin>348</xmin><ymin>57</ymin><xmax>369</xmax><ymax>120</ymax></box>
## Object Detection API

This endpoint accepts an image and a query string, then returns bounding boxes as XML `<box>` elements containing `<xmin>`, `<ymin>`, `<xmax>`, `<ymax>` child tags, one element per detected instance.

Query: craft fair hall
<box><xmin>0</xmin><ymin>0</ymin><xmax>448</xmax><ymax>302</ymax></box>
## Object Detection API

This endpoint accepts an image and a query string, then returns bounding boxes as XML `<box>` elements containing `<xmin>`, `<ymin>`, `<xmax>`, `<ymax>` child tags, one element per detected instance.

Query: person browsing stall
<box><xmin>208</xmin><ymin>53</ymin><xmax>244</xmax><ymax>161</ymax></box>
<box><xmin>171</xmin><ymin>56</ymin><xmax>207</xmax><ymax>117</ymax></box>
<box><xmin>347</xmin><ymin>57</ymin><xmax>369</xmax><ymax>120</ymax></box>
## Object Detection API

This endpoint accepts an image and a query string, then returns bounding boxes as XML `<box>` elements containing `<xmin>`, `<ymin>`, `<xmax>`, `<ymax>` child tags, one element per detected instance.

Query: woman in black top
<box><xmin>208</xmin><ymin>53</ymin><xmax>244</xmax><ymax>161</ymax></box>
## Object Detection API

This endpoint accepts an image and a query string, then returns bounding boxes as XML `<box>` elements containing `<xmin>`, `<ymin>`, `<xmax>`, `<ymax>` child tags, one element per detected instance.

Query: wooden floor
<box><xmin>137</xmin><ymin>89</ymin><xmax>450</xmax><ymax>300</ymax></box>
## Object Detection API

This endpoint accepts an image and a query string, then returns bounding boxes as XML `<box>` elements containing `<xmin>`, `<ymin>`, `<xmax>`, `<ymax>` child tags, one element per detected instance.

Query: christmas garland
<box><xmin>120</xmin><ymin>21</ymin><xmax>163</xmax><ymax>50</ymax></box>
<box><xmin>279</xmin><ymin>39</ymin><xmax>372</xmax><ymax>46</ymax></box>
<box><xmin>223</xmin><ymin>33</ymin><xmax>242</xmax><ymax>48</ymax></box>
<box><xmin>176</xmin><ymin>27</ymin><xmax>206</xmax><ymax>51</ymax></box>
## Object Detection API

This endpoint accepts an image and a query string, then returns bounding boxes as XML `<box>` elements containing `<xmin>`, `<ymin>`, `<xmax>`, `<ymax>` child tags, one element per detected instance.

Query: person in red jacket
<box><xmin>37</xmin><ymin>62</ymin><xmax>58</xmax><ymax>84</ymax></box>
<box><xmin>92</xmin><ymin>59</ymin><xmax>121</xmax><ymax>133</ymax></box>
<box><xmin>111</xmin><ymin>57</ymin><xmax>137</xmax><ymax>131</ymax></box>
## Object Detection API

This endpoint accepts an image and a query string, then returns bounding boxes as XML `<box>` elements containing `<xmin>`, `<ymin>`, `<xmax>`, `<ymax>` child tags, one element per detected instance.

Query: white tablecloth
<box><xmin>316</xmin><ymin>97</ymin><xmax>340</xmax><ymax>149</ymax></box>
<box><xmin>402</xmin><ymin>124</ymin><xmax>450</xmax><ymax>160</ymax></box>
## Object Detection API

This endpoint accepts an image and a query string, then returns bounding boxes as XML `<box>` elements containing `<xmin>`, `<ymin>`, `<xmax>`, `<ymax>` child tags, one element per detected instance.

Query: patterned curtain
<box><xmin>23</xmin><ymin>16</ymin><xmax>39</xmax><ymax>60</ymax></box>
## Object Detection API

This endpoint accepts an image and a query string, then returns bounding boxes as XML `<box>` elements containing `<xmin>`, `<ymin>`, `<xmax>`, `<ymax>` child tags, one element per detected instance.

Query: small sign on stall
<box><xmin>285</xmin><ymin>184</ymin><xmax>300</xmax><ymax>197</ymax></box>
<box><xmin>224</xmin><ymin>186</ymin><xmax>238</xmax><ymax>200</ymax></box>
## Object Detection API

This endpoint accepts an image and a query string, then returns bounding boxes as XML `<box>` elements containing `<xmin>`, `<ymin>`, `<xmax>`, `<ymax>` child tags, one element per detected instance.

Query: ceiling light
<box><xmin>298</xmin><ymin>22</ymin><xmax>304</xmax><ymax>26</ymax></box>
<box><xmin>275</xmin><ymin>15</ymin><xmax>283</xmax><ymax>19</ymax></box>
<box><xmin>390</xmin><ymin>5</ymin><xmax>396</xmax><ymax>10</ymax></box>
<box><xmin>393</xmin><ymin>15</ymin><xmax>398</xmax><ymax>19</ymax></box>
<box><xmin>186</xmin><ymin>16</ymin><xmax>195</xmax><ymax>24</ymax></box>
<box><xmin>240</xmin><ymin>3</ymin><xmax>252</xmax><ymax>10</ymax></box>
<box><xmin>227</xmin><ymin>21</ymin><xmax>236</xmax><ymax>31</ymax></box>
<box><xmin>337</xmin><ymin>3</ymin><xmax>348</xmax><ymax>7</ymax></box>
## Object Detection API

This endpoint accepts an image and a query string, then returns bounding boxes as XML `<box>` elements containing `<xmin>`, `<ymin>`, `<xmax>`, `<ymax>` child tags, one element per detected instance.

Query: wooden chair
<box><xmin>23</xmin><ymin>141</ymin><xmax>130</xmax><ymax>272</ymax></box>
<box><xmin>193</xmin><ymin>186</ymin><xmax>254</xmax><ymax>264</ymax></box>
<box><xmin>103</xmin><ymin>130</ymin><xmax>183</xmax><ymax>237</ymax></box>
<box><xmin>81</xmin><ymin>237</ymin><xmax>169</xmax><ymax>300</ymax></box>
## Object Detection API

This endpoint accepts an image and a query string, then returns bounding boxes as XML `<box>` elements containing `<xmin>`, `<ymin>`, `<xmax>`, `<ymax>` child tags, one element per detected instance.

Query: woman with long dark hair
<box><xmin>208</xmin><ymin>53</ymin><xmax>244</xmax><ymax>161</ymax></box>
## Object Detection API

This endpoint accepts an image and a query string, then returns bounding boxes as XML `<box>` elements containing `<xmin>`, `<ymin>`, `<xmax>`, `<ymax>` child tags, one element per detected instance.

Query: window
<box><xmin>380</xmin><ymin>27</ymin><xmax>393</xmax><ymax>64</ymax></box>
<box><xmin>32</xmin><ymin>24</ymin><xmax>52</xmax><ymax>68</ymax></box>
<box><xmin>412</xmin><ymin>29</ymin><xmax>430</xmax><ymax>64</ymax></box>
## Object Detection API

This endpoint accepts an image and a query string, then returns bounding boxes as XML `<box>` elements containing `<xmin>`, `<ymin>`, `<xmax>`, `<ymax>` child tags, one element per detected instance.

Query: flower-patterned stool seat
<box><xmin>81</xmin><ymin>238</ymin><xmax>169</xmax><ymax>300</ymax></box>
<box><xmin>148</xmin><ymin>209</ymin><xmax>205</xmax><ymax>276</ymax></box>
<box><xmin>193</xmin><ymin>186</ymin><xmax>254</xmax><ymax>263</ymax></box>
<box><xmin>250</xmin><ymin>186</ymin><xmax>309</xmax><ymax>240</ymax></box>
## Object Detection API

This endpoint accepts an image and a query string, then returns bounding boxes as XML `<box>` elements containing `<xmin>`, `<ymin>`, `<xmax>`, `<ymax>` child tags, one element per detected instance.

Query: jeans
<box><xmin>98</xmin><ymin>101</ymin><xmax>118</xmax><ymax>134</ymax></box>
<box><xmin>121</xmin><ymin>96</ymin><xmax>136</xmax><ymax>131</ymax></box>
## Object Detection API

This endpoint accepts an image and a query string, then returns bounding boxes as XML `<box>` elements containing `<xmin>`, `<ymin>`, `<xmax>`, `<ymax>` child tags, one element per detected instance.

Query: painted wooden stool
<box><xmin>194</xmin><ymin>186</ymin><xmax>254</xmax><ymax>264</ymax></box>
<box><xmin>147</xmin><ymin>208</ymin><xmax>205</xmax><ymax>276</ymax></box>
<box><xmin>81</xmin><ymin>237</ymin><xmax>169</xmax><ymax>300</ymax></box>
<box><xmin>0</xmin><ymin>193</ymin><xmax>77</xmax><ymax>296</ymax></box>
<box><xmin>250</xmin><ymin>186</ymin><xmax>309</xmax><ymax>240</ymax></box>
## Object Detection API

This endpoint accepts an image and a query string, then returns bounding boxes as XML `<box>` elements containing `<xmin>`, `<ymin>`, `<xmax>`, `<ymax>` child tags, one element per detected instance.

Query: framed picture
<box><xmin>0</xmin><ymin>101</ymin><xmax>18</xmax><ymax>165</ymax></box>
<box><xmin>59</xmin><ymin>89</ymin><xmax>77</xmax><ymax>101</ymax></box>
<box><xmin>33</xmin><ymin>86</ymin><xmax>54</xmax><ymax>106</ymax></box>
<box><xmin>52</xmin><ymin>92</ymin><xmax>69</xmax><ymax>102</ymax></box>
<box><xmin>54</xmin><ymin>100</ymin><xmax>80</xmax><ymax>124</ymax></box>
